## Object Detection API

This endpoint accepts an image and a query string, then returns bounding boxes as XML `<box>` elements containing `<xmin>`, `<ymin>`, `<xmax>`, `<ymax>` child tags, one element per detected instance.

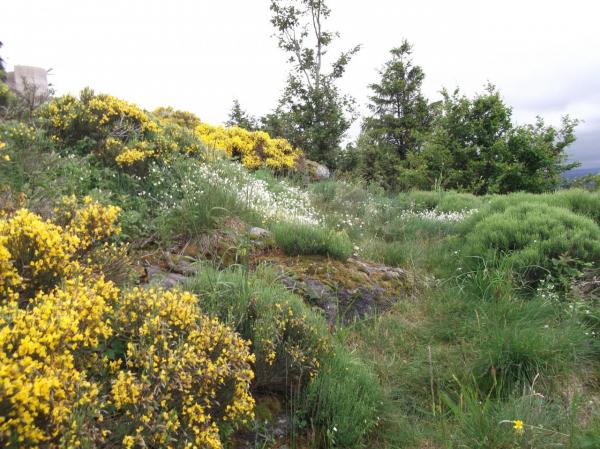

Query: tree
<box><xmin>265</xmin><ymin>0</ymin><xmax>360</xmax><ymax>168</ymax></box>
<box><xmin>0</xmin><ymin>41</ymin><xmax>11</xmax><ymax>109</ymax></box>
<box><xmin>357</xmin><ymin>41</ymin><xmax>432</xmax><ymax>189</ymax></box>
<box><xmin>415</xmin><ymin>85</ymin><xmax>579</xmax><ymax>194</ymax></box>
<box><xmin>364</xmin><ymin>41</ymin><xmax>431</xmax><ymax>159</ymax></box>
<box><xmin>0</xmin><ymin>41</ymin><xmax>6</xmax><ymax>82</ymax></box>
<box><xmin>226</xmin><ymin>99</ymin><xmax>258</xmax><ymax>130</ymax></box>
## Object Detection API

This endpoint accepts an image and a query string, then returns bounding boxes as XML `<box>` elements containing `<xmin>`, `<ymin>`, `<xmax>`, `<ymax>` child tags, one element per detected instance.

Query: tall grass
<box><xmin>272</xmin><ymin>221</ymin><xmax>353</xmax><ymax>261</ymax></box>
<box><xmin>304</xmin><ymin>342</ymin><xmax>383</xmax><ymax>449</ymax></box>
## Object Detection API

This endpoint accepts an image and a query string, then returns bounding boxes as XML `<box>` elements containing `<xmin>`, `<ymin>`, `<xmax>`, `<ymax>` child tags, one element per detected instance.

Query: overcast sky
<box><xmin>2</xmin><ymin>0</ymin><xmax>599</xmax><ymax>168</ymax></box>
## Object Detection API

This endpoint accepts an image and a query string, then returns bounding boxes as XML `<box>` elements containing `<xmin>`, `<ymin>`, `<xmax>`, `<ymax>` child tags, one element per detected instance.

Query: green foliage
<box><xmin>272</xmin><ymin>221</ymin><xmax>353</xmax><ymax>260</ymax></box>
<box><xmin>462</xmin><ymin>202</ymin><xmax>600</xmax><ymax>285</ymax></box>
<box><xmin>357</xmin><ymin>41</ymin><xmax>432</xmax><ymax>190</ymax></box>
<box><xmin>304</xmin><ymin>342</ymin><xmax>383</xmax><ymax>448</ymax></box>
<box><xmin>416</xmin><ymin>85</ymin><xmax>579</xmax><ymax>194</ymax></box>
<box><xmin>184</xmin><ymin>265</ymin><xmax>331</xmax><ymax>390</ymax></box>
<box><xmin>226</xmin><ymin>99</ymin><xmax>258</xmax><ymax>130</ymax></box>
<box><xmin>265</xmin><ymin>0</ymin><xmax>360</xmax><ymax>168</ymax></box>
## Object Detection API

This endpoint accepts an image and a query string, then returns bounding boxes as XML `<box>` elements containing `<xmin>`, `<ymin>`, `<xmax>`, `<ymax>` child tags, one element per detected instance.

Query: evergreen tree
<box><xmin>364</xmin><ymin>41</ymin><xmax>431</xmax><ymax>159</ymax></box>
<box><xmin>358</xmin><ymin>41</ymin><xmax>431</xmax><ymax>189</ymax></box>
<box><xmin>226</xmin><ymin>99</ymin><xmax>257</xmax><ymax>130</ymax></box>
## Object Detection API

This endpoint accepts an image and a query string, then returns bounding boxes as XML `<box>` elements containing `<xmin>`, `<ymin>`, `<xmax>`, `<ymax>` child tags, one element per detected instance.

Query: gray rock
<box><xmin>313</xmin><ymin>162</ymin><xmax>330</xmax><ymax>180</ymax></box>
<box><xmin>248</xmin><ymin>226</ymin><xmax>272</xmax><ymax>239</ymax></box>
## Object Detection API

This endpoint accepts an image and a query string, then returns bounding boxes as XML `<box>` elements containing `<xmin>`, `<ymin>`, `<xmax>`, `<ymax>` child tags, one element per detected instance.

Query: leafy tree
<box><xmin>0</xmin><ymin>41</ymin><xmax>11</xmax><ymax>109</ymax></box>
<box><xmin>226</xmin><ymin>99</ymin><xmax>258</xmax><ymax>130</ymax></box>
<box><xmin>416</xmin><ymin>85</ymin><xmax>579</xmax><ymax>194</ymax></box>
<box><xmin>264</xmin><ymin>0</ymin><xmax>360</xmax><ymax>168</ymax></box>
<box><xmin>0</xmin><ymin>41</ymin><xmax>6</xmax><ymax>82</ymax></box>
<box><xmin>356</xmin><ymin>41</ymin><xmax>432</xmax><ymax>189</ymax></box>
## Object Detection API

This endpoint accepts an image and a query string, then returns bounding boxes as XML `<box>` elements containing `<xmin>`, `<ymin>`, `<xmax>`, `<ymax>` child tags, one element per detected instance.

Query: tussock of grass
<box><xmin>304</xmin><ymin>342</ymin><xmax>383</xmax><ymax>449</ymax></box>
<box><xmin>272</xmin><ymin>221</ymin><xmax>353</xmax><ymax>261</ymax></box>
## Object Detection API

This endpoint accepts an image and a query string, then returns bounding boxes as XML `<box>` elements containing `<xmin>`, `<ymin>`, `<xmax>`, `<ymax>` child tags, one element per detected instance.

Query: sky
<box><xmin>2</xmin><ymin>0</ymin><xmax>599</xmax><ymax>168</ymax></box>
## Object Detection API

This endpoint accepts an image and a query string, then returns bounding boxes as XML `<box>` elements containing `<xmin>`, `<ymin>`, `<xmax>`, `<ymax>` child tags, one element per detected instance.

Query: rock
<box><xmin>145</xmin><ymin>265</ymin><xmax>189</xmax><ymax>289</ymax></box>
<box><xmin>313</xmin><ymin>162</ymin><xmax>330</xmax><ymax>180</ymax></box>
<box><xmin>248</xmin><ymin>226</ymin><xmax>272</xmax><ymax>239</ymax></box>
<box><xmin>303</xmin><ymin>159</ymin><xmax>331</xmax><ymax>181</ymax></box>
<box><xmin>262</xmin><ymin>255</ymin><xmax>412</xmax><ymax>325</ymax></box>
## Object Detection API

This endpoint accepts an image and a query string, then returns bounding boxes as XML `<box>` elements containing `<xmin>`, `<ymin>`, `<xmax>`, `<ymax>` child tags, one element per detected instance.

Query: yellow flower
<box><xmin>123</xmin><ymin>435</ymin><xmax>135</xmax><ymax>449</ymax></box>
<box><xmin>513</xmin><ymin>419</ymin><xmax>524</xmax><ymax>433</ymax></box>
<box><xmin>3</xmin><ymin>154</ymin><xmax>10</xmax><ymax>161</ymax></box>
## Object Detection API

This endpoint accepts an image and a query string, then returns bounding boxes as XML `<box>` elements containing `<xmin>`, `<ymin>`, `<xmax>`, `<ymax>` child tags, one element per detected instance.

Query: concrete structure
<box><xmin>7</xmin><ymin>65</ymin><xmax>49</xmax><ymax>104</ymax></box>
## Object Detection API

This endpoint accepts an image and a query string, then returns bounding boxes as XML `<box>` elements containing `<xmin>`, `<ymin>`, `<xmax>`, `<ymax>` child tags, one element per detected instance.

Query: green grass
<box><xmin>272</xmin><ymin>221</ymin><xmax>353</xmax><ymax>261</ymax></box>
<box><xmin>304</xmin><ymin>341</ymin><xmax>384</xmax><ymax>449</ymax></box>
<box><xmin>461</xmin><ymin>202</ymin><xmax>600</xmax><ymax>285</ymax></box>
<box><xmin>184</xmin><ymin>264</ymin><xmax>330</xmax><ymax>390</ymax></box>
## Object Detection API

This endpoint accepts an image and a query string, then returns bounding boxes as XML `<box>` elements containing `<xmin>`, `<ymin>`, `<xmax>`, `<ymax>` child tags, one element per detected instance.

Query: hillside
<box><xmin>1</xmin><ymin>90</ymin><xmax>600</xmax><ymax>449</ymax></box>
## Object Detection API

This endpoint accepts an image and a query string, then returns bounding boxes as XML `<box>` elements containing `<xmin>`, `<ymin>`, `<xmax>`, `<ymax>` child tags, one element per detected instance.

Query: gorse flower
<box><xmin>195</xmin><ymin>123</ymin><xmax>301</xmax><ymax>171</ymax></box>
<box><xmin>0</xmin><ymin>202</ymin><xmax>257</xmax><ymax>448</ymax></box>
<box><xmin>38</xmin><ymin>90</ymin><xmax>304</xmax><ymax>174</ymax></box>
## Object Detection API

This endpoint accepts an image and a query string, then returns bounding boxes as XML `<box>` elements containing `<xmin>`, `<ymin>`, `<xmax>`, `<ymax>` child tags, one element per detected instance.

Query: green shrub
<box><xmin>462</xmin><ymin>202</ymin><xmax>600</xmax><ymax>284</ymax></box>
<box><xmin>184</xmin><ymin>265</ymin><xmax>331</xmax><ymax>390</ymax></box>
<box><xmin>272</xmin><ymin>222</ymin><xmax>353</xmax><ymax>261</ymax></box>
<box><xmin>436</xmin><ymin>191</ymin><xmax>483</xmax><ymax>212</ymax></box>
<box><xmin>394</xmin><ymin>190</ymin><xmax>442</xmax><ymax>211</ymax></box>
<box><xmin>304</xmin><ymin>343</ymin><xmax>383</xmax><ymax>448</ymax></box>
<box><xmin>464</xmin><ymin>189</ymin><xmax>600</xmax><ymax>229</ymax></box>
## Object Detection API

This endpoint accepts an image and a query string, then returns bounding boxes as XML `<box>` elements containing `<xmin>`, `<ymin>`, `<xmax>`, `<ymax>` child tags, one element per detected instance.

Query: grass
<box><xmin>272</xmin><ymin>221</ymin><xmax>353</xmax><ymax>261</ymax></box>
<box><xmin>303</xmin><ymin>344</ymin><xmax>384</xmax><ymax>449</ymax></box>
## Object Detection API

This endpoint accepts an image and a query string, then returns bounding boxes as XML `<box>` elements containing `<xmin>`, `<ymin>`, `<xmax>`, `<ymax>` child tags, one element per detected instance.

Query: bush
<box><xmin>38</xmin><ymin>89</ymin><xmax>303</xmax><ymax>173</ymax></box>
<box><xmin>0</xmin><ymin>276</ymin><xmax>118</xmax><ymax>448</ymax></box>
<box><xmin>0</xmin><ymin>204</ymin><xmax>256</xmax><ymax>449</ymax></box>
<box><xmin>272</xmin><ymin>222</ymin><xmax>353</xmax><ymax>261</ymax></box>
<box><xmin>108</xmin><ymin>288</ymin><xmax>255</xmax><ymax>449</ymax></box>
<box><xmin>196</xmin><ymin>122</ymin><xmax>301</xmax><ymax>171</ymax></box>
<box><xmin>462</xmin><ymin>202</ymin><xmax>600</xmax><ymax>285</ymax></box>
<box><xmin>184</xmin><ymin>265</ymin><xmax>331</xmax><ymax>390</ymax></box>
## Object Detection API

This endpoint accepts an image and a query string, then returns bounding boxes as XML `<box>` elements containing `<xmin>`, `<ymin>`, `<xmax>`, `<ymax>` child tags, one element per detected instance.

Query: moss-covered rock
<box><xmin>255</xmin><ymin>253</ymin><xmax>413</xmax><ymax>324</ymax></box>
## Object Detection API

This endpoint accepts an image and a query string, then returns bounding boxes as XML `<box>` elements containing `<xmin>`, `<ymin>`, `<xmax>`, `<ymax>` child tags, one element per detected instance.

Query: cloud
<box><xmin>567</xmin><ymin>126</ymin><xmax>600</xmax><ymax>168</ymax></box>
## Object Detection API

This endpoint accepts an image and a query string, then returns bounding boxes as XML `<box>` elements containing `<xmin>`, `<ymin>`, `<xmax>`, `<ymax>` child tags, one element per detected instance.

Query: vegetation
<box><xmin>1</xmin><ymin>8</ymin><xmax>599</xmax><ymax>448</ymax></box>
<box><xmin>358</xmin><ymin>41</ymin><xmax>432</xmax><ymax>190</ymax></box>
<box><xmin>272</xmin><ymin>221</ymin><xmax>353</xmax><ymax>260</ymax></box>
<box><xmin>263</xmin><ymin>0</ymin><xmax>360</xmax><ymax>168</ymax></box>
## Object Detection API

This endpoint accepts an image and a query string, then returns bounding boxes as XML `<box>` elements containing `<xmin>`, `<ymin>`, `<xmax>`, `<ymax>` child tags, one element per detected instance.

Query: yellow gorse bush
<box><xmin>110</xmin><ymin>288</ymin><xmax>255</xmax><ymax>449</ymax></box>
<box><xmin>40</xmin><ymin>88</ymin><xmax>158</xmax><ymax>145</ymax></box>
<box><xmin>0</xmin><ymin>276</ymin><xmax>118</xmax><ymax>447</ymax></box>
<box><xmin>195</xmin><ymin>123</ymin><xmax>301</xmax><ymax>170</ymax></box>
<box><xmin>0</xmin><ymin>201</ymin><xmax>256</xmax><ymax>448</ymax></box>
<box><xmin>64</xmin><ymin>196</ymin><xmax>122</xmax><ymax>250</ymax></box>
<box><xmin>38</xmin><ymin>90</ymin><xmax>303</xmax><ymax>172</ymax></box>
<box><xmin>0</xmin><ymin>208</ymin><xmax>80</xmax><ymax>302</ymax></box>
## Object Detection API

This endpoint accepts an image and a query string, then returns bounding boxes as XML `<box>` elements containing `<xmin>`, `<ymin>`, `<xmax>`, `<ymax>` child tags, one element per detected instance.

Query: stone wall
<box><xmin>7</xmin><ymin>65</ymin><xmax>49</xmax><ymax>104</ymax></box>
